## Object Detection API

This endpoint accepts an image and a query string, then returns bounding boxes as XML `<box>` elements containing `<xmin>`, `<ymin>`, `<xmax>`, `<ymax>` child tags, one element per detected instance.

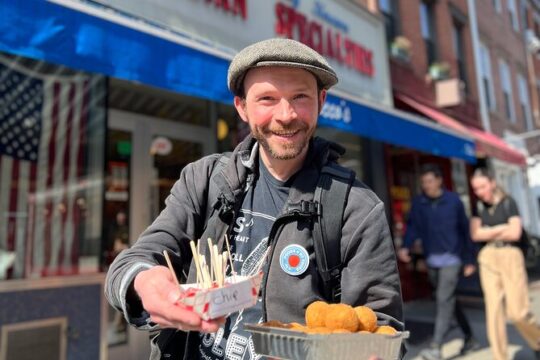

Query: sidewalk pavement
<box><xmin>403</xmin><ymin>280</ymin><xmax>540</xmax><ymax>360</ymax></box>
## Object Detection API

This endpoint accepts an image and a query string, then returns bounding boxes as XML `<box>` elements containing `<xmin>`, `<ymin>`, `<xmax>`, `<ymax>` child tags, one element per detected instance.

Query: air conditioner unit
<box><xmin>435</xmin><ymin>78</ymin><xmax>463</xmax><ymax>107</ymax></box>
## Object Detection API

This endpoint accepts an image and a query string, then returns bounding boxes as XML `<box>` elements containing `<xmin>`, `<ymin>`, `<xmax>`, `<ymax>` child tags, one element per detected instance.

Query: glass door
<box><xmin>105</xmin><ymin>109</ymin><xmax>213</xmax><ymax>360</ymax></box>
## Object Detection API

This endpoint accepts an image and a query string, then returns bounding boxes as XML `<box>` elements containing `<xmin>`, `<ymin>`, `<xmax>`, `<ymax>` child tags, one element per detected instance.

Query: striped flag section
<box><xmin>0</xmin><ymin>59</ymin><xmax>89</xmax><ymax>279</ymax></box>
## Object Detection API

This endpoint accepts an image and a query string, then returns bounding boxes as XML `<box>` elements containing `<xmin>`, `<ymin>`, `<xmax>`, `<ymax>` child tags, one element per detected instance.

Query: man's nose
<box><xmin>275</xmin><ymin>98</ymin><xmax>297</xmax><ymax>122</ymax></box>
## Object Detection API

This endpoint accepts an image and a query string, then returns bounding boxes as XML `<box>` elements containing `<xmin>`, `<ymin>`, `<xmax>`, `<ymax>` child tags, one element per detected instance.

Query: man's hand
<box><xmin>463</xmin><ymin>264</ymin><xmax>476</xmax><ymax>277</ymax></box>
<box><xmin>134</xmin><ymin>265</ymin><xmax>225</xmax><ymax>332</ymax></box>
<box><xmin>397</xmin><ymin>248</ymin><xmax>411</xmax><ymax>263</ymax></box>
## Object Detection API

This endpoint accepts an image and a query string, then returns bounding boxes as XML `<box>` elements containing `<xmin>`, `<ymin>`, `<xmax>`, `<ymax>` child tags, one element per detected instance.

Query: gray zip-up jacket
<box><xmin>105</xmin><ymin>135</ymin><xmax>403</xmax><ymax>359</ymax></box>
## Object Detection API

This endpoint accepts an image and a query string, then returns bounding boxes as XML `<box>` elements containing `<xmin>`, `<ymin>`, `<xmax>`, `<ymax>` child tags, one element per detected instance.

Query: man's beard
<box><xmin>251</xmin><ymin>122</ymin><xmax>313</xmax><ymax>160</ymax></box>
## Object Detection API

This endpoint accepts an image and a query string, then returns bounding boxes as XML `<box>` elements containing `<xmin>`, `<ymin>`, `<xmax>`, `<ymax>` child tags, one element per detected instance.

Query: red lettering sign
<box><xmin>275</xmin><ymin>2</ymin><xmax>374</xmax><ymax>77</ymax></box>
<box><xmin>206</xmin><ymin>0</ymin><xmax>246</xmax><ymax>19</ymax></box>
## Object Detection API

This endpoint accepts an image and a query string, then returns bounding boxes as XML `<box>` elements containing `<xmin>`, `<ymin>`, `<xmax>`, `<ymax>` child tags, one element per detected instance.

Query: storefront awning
<box><xmin>467</xmin><ymin>127</ymin><xmax>527</xmax><ymax>166</ymax></box>
<box><xmin>319</xmin><ymin>93</ymin><xmax>477</xmax><ymax>163</ymax></box>
<box><xmin>0</xmin><ymin>0</ymin><xmax>476</xmax><ymax>163</ymax></box>
<box><xmin>0</xmin><ymin>0</ymin><xmax>234</xmax><ymax>103</ymax></box>
<box><xmin>396</xmin><ymin>93</ymin><xmax>526</xmax><ymax>166</ymax></box>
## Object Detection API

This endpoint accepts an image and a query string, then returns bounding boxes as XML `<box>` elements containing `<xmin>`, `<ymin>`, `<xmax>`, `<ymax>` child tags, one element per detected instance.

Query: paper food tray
<box><xmin>245</xmin><ymin>323</ymin><xmax>409</xmax><ymax>360</ymax></box>
<box><xmin>179</xmin><ymin>272</ymin><xmax>263</xmax><ymax>320</ymax></box>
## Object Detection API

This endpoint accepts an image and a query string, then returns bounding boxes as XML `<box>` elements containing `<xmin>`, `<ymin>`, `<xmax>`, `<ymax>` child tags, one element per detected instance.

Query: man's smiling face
<box><xmin>234</xmin><ymin>66</ymin><xmax>325</xmax><ymax>160</ymax></box>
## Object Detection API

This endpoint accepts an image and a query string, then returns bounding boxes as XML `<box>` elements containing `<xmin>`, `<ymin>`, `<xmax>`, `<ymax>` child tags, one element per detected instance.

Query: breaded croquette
<box><xmin>324</xmin><ymin>303</ymin><xmax>359</xmax><ymax>332</ymax></box>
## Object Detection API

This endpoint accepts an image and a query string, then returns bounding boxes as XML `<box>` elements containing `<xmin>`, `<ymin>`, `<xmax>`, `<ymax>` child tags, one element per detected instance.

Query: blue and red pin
<box><xmin>279</xmin><ymin>244</ymin><xmax>309</xmax><ymax>276</ymax></box>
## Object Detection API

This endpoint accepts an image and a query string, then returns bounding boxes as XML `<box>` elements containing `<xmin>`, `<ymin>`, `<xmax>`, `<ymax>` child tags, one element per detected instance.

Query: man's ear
<box><xmin>234</xmin><ymin>96</ymin><xmax>249</xmax><ymax>123</ymax></box>
<box><xmin>318</xmin><ymin>89</ymin><xmax>327</xmax><ymax>114</ymax></box>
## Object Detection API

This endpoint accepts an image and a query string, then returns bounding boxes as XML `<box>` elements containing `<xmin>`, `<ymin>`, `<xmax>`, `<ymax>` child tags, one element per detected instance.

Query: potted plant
<box><xmin>428</xmin><ymin>61</ymin><xmax>451</xmax><ymax>80</ymax></box>
<box><xmin>390</xmin><ymin>36</ymin><xmax>411</xmax><ymax>61</ymax></box>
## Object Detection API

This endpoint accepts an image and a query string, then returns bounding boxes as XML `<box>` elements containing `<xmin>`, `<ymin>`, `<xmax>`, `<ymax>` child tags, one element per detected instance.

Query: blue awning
<box><xmin>0</xmin><ymin>0</ymin><xmax>233</xmax><ymax>103</ymax></box>
<box><xmin>0</xmin><ymin>0</ymin><xmax>476</xmax><ymax>162</ymax></box>
<box><xmin>319</xmin><ymin>94</ymin><xmax>476</xmax><ymax>163</ymax></box>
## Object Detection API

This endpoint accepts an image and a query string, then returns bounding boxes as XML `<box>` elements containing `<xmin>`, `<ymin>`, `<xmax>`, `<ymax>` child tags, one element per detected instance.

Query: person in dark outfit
<box><xmin>105</xmin><ymin>38</ymin><xmax>403</xmax><ymax>360</ymax></box>
<box><xmin>398</xmin><ymin>164</ymin><xmax>479</xmax><ymax>360</ymax></box>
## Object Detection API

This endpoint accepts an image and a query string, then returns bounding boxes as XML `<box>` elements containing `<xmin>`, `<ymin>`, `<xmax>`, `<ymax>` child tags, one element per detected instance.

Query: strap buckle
<box><xmin>287</xmin><ymin>200</ymin><xmax>321</xmax><ymax>217</ymax></box>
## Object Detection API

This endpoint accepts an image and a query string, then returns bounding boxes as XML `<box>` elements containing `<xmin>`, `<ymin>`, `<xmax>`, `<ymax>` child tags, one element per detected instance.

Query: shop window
<box><xmin>0</xmin><ymin>53</ymin><xmax>106</xmax><ymax>280</ymax></box>
<box><xmin>315</xmin><ymin>128</ymin><xmax>364</xmax><ymax>181</ymax></box>
<box><xmin>217</xmin><ymin>103</ymin><xmax>249</xmax><ymax>153</ymax></box>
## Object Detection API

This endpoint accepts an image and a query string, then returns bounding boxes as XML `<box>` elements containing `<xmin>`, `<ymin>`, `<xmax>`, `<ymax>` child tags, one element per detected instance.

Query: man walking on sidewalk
<box><xmin>398</xmin><ymin>164</ymin><xmax>479</xmax><ymax>360</ymax></box>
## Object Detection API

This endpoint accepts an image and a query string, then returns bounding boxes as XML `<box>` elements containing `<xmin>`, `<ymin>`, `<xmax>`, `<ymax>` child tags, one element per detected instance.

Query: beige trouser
<box><xmin>478</xmin><ymin>246</ymin><xmax>540</xmax><ymax>360</ymax></box>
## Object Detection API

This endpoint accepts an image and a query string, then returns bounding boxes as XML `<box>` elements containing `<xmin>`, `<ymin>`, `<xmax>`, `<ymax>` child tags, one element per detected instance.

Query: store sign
<box><xmin>275</xmin><ymin>2</ymin><xmax>373</xmax><ymax>77</ymax></box>
<box><xmin>92</xmin><ymin>0</ymin><xmax>391</xmax><ymax>105</ymax></box>
<box><xmin>203</xmin><ymin>0</ymin><xmax>247</xmax><ymax>19</ymax></box>
<box><xmin>151</xmin><ymin>136</ymin><xmax>173</xmax><ymax>156</ymax></box>
<box><xmin>320</xmin><ymin>98</ymin><xmax>352</xmax><ymax>124</ymax></box>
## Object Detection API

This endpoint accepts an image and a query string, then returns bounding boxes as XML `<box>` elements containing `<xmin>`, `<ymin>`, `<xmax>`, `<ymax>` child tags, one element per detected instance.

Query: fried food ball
<box><xmin>354</xmin><ymin>306</ymin><xmax>378</xmax><ymax>332</ymax></box>
<box><xmin>375</xmin><ymin>325</ymin><xmax>398</xmax><ymax>335</ymax></box>
<box><xmin>289</xmin><ymin>322</ymin><xmax>308</xmax><ymax>332</ymax></box>
<box><xmin>305</xmin><ymin>301</ymin><xmax>330</xmax><ymax>328</ymax></box>
<box><xmin>332</xmin><ymin>329</ymin><xmax>351</xmax><ymax>334</ymax></box>
<box><xmin>358</xmin><ymin>330</ymin><xmax>371</xmax><ymax>334</ymax></box>
<box><xmin>305</xmin><ymin>327</ymin><xmax>333</xmax><ymax>334</ymax></box>
<box><xmin>324</xmin><ymin>303</ymin><xmax>359</xmax><ymax>332</ymax></box>
<box><xmin>263</xmin><ymin>320</ymin><xmax>288</xmax><ymax>328</ymax></box>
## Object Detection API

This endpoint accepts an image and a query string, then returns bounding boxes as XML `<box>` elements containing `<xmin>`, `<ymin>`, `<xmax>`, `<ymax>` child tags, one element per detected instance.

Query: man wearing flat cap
<box><xmin>106</xmin><ymin>38</ymin><xmax>403</xmax><ymax>360</ymax></box>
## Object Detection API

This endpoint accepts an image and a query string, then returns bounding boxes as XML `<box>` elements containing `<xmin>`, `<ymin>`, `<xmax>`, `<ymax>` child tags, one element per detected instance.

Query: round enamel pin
<box><xmin>279</xmin><ymin>244</ymin><xmax>309</xmax><ymax>276</ymax></box>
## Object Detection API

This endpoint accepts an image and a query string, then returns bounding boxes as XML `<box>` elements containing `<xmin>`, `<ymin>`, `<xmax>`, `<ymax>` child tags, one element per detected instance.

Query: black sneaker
<box><xmin>420</xmin><ymin>346</ymin><xmax>443</xmax><ymax>360</ymax></box>
<box><xmin>460</xmin><ymin>336</ymin><xmax>481</xmax><ymax>355</ymax></box>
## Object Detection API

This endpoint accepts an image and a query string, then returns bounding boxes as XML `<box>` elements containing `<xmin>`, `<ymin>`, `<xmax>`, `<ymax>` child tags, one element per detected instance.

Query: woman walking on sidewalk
<box><xmin>470</xmin><ymin>168</ymin><xmax>540</xmax><ymax>360</ymax></box>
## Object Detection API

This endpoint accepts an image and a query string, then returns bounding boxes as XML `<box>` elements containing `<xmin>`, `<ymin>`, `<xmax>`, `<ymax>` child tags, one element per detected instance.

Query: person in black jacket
<box><xmin>398</xmin><ymin>164</ymin><xmax>479</xmax><ymax>360</ymax></box>
<box><xmin>105</xmin><ymin>38</ymin><xmax>403</xmax><ymax>360</ymax></box>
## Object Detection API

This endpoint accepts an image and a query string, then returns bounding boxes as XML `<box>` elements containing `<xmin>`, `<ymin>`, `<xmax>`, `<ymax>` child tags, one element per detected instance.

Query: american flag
<box><xmin>0</xmin><ymin>60</ymin><xmax>89</xmax><ymax>278</ymax></box>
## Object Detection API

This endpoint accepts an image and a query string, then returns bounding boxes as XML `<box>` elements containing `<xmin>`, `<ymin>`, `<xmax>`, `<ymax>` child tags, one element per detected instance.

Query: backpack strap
<box><xmin>312</xmin><ymin>164</ymin><xmax>356</xmax><ymax>303</ymax></box>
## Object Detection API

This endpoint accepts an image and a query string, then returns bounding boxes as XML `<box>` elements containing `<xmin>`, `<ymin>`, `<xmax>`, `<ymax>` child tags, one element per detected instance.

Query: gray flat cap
<box><xmin>228</xmin><ymin>38</ymin><xmax>338</xmax><ymax>96</ymax></box>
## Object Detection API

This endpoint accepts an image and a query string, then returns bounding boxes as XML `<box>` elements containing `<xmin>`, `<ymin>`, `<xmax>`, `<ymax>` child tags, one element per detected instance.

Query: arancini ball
<box><xmin>324</xmin><ymin>303</ymin><xmax>359</xmax><ymax>332</ymax></box>
<box><xmin>289</xmin><ymin>322</ymin><xmax>308</xmax><ymax>332</ymax></box>
<box><xmin>375</xmin><ymin>325</ymin><xmax>397</xmax><ymax>335</ymax></box>
<box><xmin>263</xmin><ymin>320</ymin><xmax>287</xmax><ymax>328</ymax></box>
<box><xmin>305</xmin><ymin>301</ymin><xmax>330</xmax><ymax>328</ymax></box>
<box><xmin>354</xmin><ymin>306</ymin><xmax>378</xmax><ymax>332</ymax></box>
<box><xmin>305</xmin><ymin>326</ymin><xmax>333</xmax><ymax>334</ymax></box>
<box><xmin>332</xmin><ymin>329</ymin><xmax>351</xmax><ymax>334</ymax></box>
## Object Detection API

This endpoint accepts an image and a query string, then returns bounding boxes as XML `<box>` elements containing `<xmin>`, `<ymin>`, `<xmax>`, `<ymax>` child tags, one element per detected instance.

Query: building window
<box><xmin>507</xmin><ymin>0</ymin><xmax>520</xmax><ymax>31</ymax></box>
<box><xmin>452</xmin><ymin>20</ymin><xmax>468</xmax><ymax>91</ymax></box>
<box><xmin>420</xmin><ymin>1</ymin><xmax>437</xmax><ymax>66</ymax></box>
<box><xmin>499</xmin><ymin>59</ymin><xmax>516</xmax><ymax>122</ymax></box>
<box><xmin>493</xmin><ymin>0</ymin><xmax>502</xmax><ymax>13</ymax></box>
<box><xmin>479</xmin><ymin>42</ymin><xmax>496</xmax><ymax>111</ymax></box>
<box><xmin>518</xmin><ymin>74</ymin><xmax>533</xmax><ymax>130</ymax></box>
<box><xmin>379</xmin><ymin>0</ymin><xmax>399</xmax><ymax>45</ymax></box>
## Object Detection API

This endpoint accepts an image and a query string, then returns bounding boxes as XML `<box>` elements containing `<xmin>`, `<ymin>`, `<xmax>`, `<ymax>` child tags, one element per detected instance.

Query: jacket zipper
<box><xmin>261</xmin><ymin>213</ymin><xmax>300</xmax><ymax>322</ymax></box>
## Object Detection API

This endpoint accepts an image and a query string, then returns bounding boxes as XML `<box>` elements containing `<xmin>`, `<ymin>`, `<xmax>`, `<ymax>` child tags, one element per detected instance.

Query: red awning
<box><xmin>395</xmin><ymin>93</ymin><xmax>527</xmax><ymax>166</ymax></box>
<box><xmin>466</xmin><ymin>126</ymin><xmax>527</xmax><ymax>166</ymax></box>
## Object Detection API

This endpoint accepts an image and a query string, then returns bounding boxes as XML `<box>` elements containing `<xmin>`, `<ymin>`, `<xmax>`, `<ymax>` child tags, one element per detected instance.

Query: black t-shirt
<box><xmin>198</xmin><ymin>157</ymin><xmax>291</xmax><ymax>360</ymax></box>
<box><xmin>474</xmin><ymin>195</ymin><xmax>520</xmax><ymax>228</ymax></box>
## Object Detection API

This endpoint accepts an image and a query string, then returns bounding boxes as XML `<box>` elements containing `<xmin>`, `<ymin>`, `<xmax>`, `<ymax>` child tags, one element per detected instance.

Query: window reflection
<box><xmin>0</xmin><ymin>53</ymin><xmax>106</xmax><ymax>280</ymax></box>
